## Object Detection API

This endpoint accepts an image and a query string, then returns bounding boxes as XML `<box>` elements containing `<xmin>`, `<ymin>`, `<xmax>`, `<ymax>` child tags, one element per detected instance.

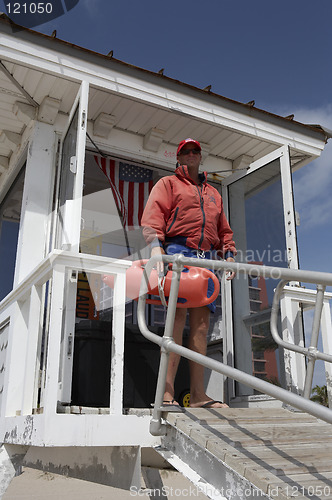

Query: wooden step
<box><xmin>164</xmin><ymin>407</ymin><xmax>332</xmax><ymax>499</ymax></box>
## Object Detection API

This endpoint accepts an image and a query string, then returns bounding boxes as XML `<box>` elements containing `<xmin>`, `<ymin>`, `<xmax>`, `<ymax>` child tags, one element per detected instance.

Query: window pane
<box><xmin>0</xmin><ymin>168</ymin><xmax>25</xmax><ymax>301</ymax></box>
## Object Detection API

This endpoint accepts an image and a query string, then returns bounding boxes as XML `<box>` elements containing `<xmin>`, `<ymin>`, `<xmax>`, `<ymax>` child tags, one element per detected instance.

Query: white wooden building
<box><xmin>1</xmin><ymin>12</ymin><xmax>332</xmax><ymax>498</ymax></box>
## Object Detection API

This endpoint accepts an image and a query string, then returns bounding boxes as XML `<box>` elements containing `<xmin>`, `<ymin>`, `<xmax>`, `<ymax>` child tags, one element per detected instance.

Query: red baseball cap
<box><xmin>177</xmin><ymin>138</ymin><xmax>201</xmax><ymax>156</ymax></box>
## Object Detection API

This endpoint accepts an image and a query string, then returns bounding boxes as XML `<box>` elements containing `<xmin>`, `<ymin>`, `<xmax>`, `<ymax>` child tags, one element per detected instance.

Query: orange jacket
<box><xmin>141</xmin><ymin>165</ymin><xmax>236</xmax><ymax>256</ymax></box>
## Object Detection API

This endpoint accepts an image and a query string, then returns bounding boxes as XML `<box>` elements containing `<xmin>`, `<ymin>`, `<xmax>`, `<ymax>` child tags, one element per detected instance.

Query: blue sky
<box><xmin>27</xmin><ymin>1</ymin><xmax>331</xmax><ymax>274</ymax></box>
<box><xmin>7</xmin><ymin>0</ymin><xmax>328</xmax><ymax>276</ymax></box>
<box><xmin>1</xmin><ymin>0</ymin><xmax>331</xmax><ymax>386</ymax></box>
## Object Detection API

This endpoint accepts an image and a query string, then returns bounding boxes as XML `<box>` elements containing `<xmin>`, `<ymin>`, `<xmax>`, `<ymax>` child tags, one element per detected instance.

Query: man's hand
<box><xmin>151</xmin><ymin>245</ymin><xmax>166</xmax><ymax>276</ymax></box>
<box><xmin>226</xmin><ymin>257</ymin><xmax>236</xmax><ymax>280</ymax></box>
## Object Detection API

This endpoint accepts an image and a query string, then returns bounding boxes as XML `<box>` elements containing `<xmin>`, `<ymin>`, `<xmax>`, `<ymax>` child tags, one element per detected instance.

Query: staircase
<box><xmin>154</xmin><ymin>407</ymin><xmax>332</xmax><ymax>499</ymax></box>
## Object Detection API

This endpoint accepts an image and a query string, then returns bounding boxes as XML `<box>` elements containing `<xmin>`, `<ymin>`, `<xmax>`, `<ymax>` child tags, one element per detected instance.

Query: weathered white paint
<box><xmin>0</xmin><ymin>444</ymin><xmax>17</xmax><ymax>499</ymax></box>
<box><xmin>279</xmin><ymin>290</ymin><xmax>307</xmax><ymax>394</ymax></box>
<box><xmin>0</xmin><ymin>444</ymin><xmax>27</xmax><ymax>499</ymax></box>
<box><xmin>2</xmin><ymin>414</ymin><xmax>159</xmax><ymax>447</ymax></box>
<box><xmin>110</xmin><ymin>270</ymin><xmax>126</xmax><ymax>415</ymax></box>
<box><xmin>23</xmin><ymin>445</ymin><xmax>142</xmax><ymax>490</ymax></box>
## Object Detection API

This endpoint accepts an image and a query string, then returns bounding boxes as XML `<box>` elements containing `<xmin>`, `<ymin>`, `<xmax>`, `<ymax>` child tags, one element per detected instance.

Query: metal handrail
<box><xmin>137</xmin><ymin>254</ymin><xmax>332</xmax><ymax>435</ymax></box>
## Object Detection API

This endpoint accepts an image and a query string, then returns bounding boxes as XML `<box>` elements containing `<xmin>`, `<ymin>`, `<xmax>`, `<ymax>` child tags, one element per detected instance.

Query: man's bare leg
<box><xmin>163</xmin><ymin>307</ymin><xmax>187</xmax><ymax>404</ymax></box>
<box><xmin>188</xmin><ymin>306</ymin><xmax>228</xmax><ymax>408</ymax></box>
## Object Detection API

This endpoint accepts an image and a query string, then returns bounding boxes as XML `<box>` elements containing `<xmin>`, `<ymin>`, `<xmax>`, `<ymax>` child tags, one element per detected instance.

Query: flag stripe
<box><xmin>95</xmin><ymin>155</ymin><xmax>153</xmax><ymax>230</ymax></box>
<box><xmin>127</xmin><ymin>182</ymin><xmax>134</xmax><ymax>227</ymax></box>
<box><xmin>138</xmin><ymin>182</ymin><xmax>144</xmax><ymax>225</ymax></box>
<box><xmin>99</xmin><ymin>157</ymin><xmax>123</xmax><ymax>219</ymax></box>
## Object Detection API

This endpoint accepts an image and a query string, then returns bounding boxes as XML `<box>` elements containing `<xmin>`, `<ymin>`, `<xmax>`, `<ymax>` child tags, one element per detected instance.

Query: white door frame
<box><xmin>221</xmin><ymin>145</ymin><xmax>300</xmax><ymax>400</ymax></box>
<box><xmin>54</xmin><ymin>81</ymin><xmax>89</xmax><ymax>404</ymax></box>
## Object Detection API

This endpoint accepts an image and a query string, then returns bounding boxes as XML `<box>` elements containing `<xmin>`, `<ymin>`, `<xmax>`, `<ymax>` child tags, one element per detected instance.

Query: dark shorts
<box><xmin>165</xmin><ymin>242</ymin><xmax>217</xmax><ymax>313</ymax></box>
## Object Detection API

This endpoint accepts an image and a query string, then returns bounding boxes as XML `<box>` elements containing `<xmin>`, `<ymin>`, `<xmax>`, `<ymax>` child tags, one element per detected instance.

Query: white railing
<box><xmin>137</xmin><ymin>254</ymin><xmax>332</xmax><ymax>435</ymax></box>
<box><xmin>271</xmin><ymin>280</ymin><xmax>332</xmax><ymax>401</ymax></box>
<box><xmin>0</xmin><ymin>250</ymin><xmax>130</xmax><ymax>424</ymax></box>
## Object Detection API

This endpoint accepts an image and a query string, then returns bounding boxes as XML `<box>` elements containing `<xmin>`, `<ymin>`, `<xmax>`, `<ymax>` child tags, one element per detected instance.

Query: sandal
<box><xmin>190</xmin><ymin>400</ymin><xmax>228</xmax><ymax>408</ymax></box>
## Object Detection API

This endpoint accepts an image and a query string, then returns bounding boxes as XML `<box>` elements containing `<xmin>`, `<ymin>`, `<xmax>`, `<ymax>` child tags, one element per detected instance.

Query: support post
<box><xmin>320</xmin><ymin>300</ymin><xmax>332</xmax><ymax>408</ymax></box>
<box><xmin>303</xmin><ymin>284</ymin><xmax>325</xmax><ymax>399</ymax></box>
<box><xmin>280</xmin><ymin>291</ymin><xmax>306</xmax><ymax>394</ymax></box>
<box><xmin>43</xmin><ymin>266</ymin><xmax>66</xmax><ymax>415</ymax></box>
<box><xmin>109</xmin><ymin>270</ymin><xmax>127</xmax><ymax>415</ymax></box>
<box><xmin>21</xmin><ymin>285</ymin><xmax>43</xmax><ymax>415</ymax></box>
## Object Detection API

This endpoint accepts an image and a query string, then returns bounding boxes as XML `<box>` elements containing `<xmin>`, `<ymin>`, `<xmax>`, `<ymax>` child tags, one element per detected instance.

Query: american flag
<box><xmin>94</xmin><ymin>156</ymin><xmax>153</xmax><ymax>229</ymax></box>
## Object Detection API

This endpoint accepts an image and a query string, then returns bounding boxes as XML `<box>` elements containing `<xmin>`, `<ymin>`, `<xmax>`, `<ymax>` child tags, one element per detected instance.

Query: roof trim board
<box><xmin>0</xmin><ymin>53</ymin><xmax>325</xmax><ymax>160</ymax></box>
<box><xmin>0</xmin><ymin>16</ymin><xmax>328</xmax><ymax>155</ymax></box>
<box><xmin>0</xmin><ymin>14</ymin><xmax>327</xmax><ymax>141</ymax></box>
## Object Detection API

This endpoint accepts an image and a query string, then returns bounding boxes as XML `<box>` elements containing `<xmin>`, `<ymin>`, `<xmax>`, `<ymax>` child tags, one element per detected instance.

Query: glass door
<box><xmin>222</xmin><ymin>146</ymin><xmax>301</xmax><ymax>398</ymax></box>
<box><xmin>55</xmin><ymin>81</ymin><xmax>88</xmax><ymax>252</ymax></box>
<box><xmin>54</xmin><ymin>81</ymin><xmax>89</xmax><ymax>404</ymax></box>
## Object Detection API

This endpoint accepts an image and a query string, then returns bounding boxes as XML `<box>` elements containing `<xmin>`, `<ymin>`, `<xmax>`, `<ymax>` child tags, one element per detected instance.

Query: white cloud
<box><xmin>293</xmin><ymin>104</ymin><xmax>332</xmax><ymax>130</ymax></box>
<box><xmin>284</xmin><ymin>105</ymin><xmax>332</xmax><ymax>231</ymax></box>
<box><xmin>81</xmin><ymin>0</ymin><xmax>102</xmax><ymax>15</ymax></box>
<box><xmin>293</xmin><ymin>143</ymin><xmax>332</xmax><ymax>202</ymax></box>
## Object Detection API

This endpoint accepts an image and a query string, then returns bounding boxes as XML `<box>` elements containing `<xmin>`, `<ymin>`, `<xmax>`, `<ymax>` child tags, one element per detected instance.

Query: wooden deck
<box><xmin>163</xmin><ymin>407</ymin><xmax>332</xmax><ymax>499</ymax></box>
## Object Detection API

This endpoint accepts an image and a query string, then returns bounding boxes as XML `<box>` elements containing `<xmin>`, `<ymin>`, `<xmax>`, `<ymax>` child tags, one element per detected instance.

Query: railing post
<box><xmin>2</xmin><ymin>300</ymin><xmax>30</xmax><ymax>417</ymax></box>
<box><xmin>109</xmin><ymin>269</ymin><xmax>127</xmax><ymax>415</ymax></box>
<box><xmin>320</xmin><ymin>299</ymin><xmax>332</xmax><ymax>408</ymax></box>
<box><xmin>303</xmin><ymin>284</ymin><xmax>326</xmax><ymax>399</ymax></box>
<box><xmin>43</xmin><ymin>265</ymin><xmax>66</xmax><ymax>415</ymax></box>
<box><xmin>21</xmin><ymin>284</ymin><xmax>43</xmax><ymax>415</ymax></box>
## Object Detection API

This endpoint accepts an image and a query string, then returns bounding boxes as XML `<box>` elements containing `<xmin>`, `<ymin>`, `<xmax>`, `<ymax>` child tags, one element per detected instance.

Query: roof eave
<box><xmin>0</xmin><ymin>12</ymin><xmax>328</xmax><ymax>144</ymax></box>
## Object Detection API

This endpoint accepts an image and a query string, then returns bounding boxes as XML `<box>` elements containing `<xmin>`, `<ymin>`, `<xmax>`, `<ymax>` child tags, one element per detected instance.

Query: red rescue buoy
<box><xmin>102</xmin><ymin>259</ymin><xmax>220</xmax><ymax>308</ymax></box>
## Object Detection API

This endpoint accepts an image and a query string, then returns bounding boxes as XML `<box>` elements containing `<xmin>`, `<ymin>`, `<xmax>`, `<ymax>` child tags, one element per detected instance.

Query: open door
<box><xmin>55</xmin><ymin>81</ymin><xmax>89</xmax><ymax>252</ymax></box>
<box><xmin>54</xmin><ymin>81</ymin><xmax>89</xmax><ymax>404</ymax></box>
<box><xmin>222</xmin><ymin>146</ymin><xmax>302</xmax><ymax>400</ymax></box>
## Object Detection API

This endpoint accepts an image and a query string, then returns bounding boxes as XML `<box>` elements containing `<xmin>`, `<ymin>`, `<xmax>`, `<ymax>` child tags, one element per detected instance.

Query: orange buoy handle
<box><xmin>103</xmin><ymin>259</ymin><xmax>220</xmax><ymax>308</ymax></box>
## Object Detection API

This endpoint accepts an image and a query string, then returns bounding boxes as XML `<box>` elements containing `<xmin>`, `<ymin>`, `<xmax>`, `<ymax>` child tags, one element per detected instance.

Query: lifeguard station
<box><xmin>1</xmin><ymin>13</ymin><xmax>332</xmax><ymax>499</ymax></box>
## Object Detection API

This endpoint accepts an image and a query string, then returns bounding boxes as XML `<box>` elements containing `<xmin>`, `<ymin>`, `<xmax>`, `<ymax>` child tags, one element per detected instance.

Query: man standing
<box><xmin>141</xmin><ymin>138</ymin><xmax>236</xmax><ymax>408</ymax></box>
